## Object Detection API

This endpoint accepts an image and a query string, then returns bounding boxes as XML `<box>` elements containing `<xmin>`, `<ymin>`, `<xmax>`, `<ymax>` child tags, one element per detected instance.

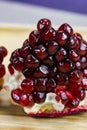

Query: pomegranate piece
<box><xmin>8</xmin><ymin>18</ymin><xmax>87</xmax><ymax>116</ymax></box>
<box><xmin>0</xmin><ymin>46</ymin><xmax>7</xmax><ymax>78</ymax></box>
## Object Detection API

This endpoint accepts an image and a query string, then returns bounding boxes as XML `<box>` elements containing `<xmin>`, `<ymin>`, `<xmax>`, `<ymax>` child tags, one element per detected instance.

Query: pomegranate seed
<box><xmin>80</xmin><ymin>57</ymin><xmax>87</xmax><ymax>69</ymax></box>
<box><xmin>34</xmin><ymin>45</ymin><xmax>48</xmax><ymax>60</ymax></box>
<box><xmin>37</xmin><ymin>18</ymin><xmax>51</xmax><ymax>32</ymax></box>
<box><xmin>56</xmin><ymin>31</ymin><xmax>68</xmax><ymax>46</ymax></box>
<box><xmin>81</xmin><ymin>78</ymin><xmax>87</xmax><ymax>90</ymax></box>
<box><xmin>69</xmin><ymin>70</ymin><xmax>81</xmax><ymax>83</ymax></box>
<box><xmin>66</xmin><ymin>34</ymin><xmax>80</xmax><ymax>50</ymax></box>
<box><xmin>10</xmin><ymin>49</ymin><xmax>20</xmax><ymax>62</ymax></box>
<box><xmin>55</xmin><ymin>48</ymin><xmax>67</xmax><ymax>62</ymax></box>
<box><xmin>58</xmin><ymin>59</ymin><xmax>75</xmax><ymax>73</ymax></box>
<box><xmin>35</xmin><ymin>78</ymin><xmax>47</xmax><ymax>91</ymax></box>
<box><xmin>83</xmin><ymin>68</ymin><xmax>87</xmax><ymax>77</ymax></box>
<box><xmin>58</xmin><ymin>23</ymin><xmax>73</xmax><ymax>35</ymax></box>
<box><xmin>0</xmin><ymin>64</ymin><xmax>5</xmax><ymax>78</ymax></box>
<box><xmin>28</xmin><ymin>30</ymin><xmax>40</xmax><ymax>47</ymax></box>
<box><xmin>69</xmin><ymin>50</ymin><xmax>80</xmax><ymax>62</ymax></box>
<box><xmin>56</xmin><ymin>73</ymin><xmax>68</xmax><ymax>85</ymax></box>
<box><xmin>20</xmin><ymin>41</ymin><xmax>32</xmax><ymax>58</ymax></box>
<box><xmin>0</xmin><ymin>53</ymin><xmax>3</xmax><ymax>64</ymax></box>
<box><xmin>77</xmin><ymin>89</ymin><xmax>85</xmax><ymax>100</ymax></box>
<box><xmin>79</xmin><ymin>41</ymin><xmax>87</xmax><ymax>56</ymax></box>
<box><xmin>55</xmin><ymin>86</ymin><xmax>68</xmax><ymax>104</ymax></box>
<box><xmin>12</xmin><ymin>57</ymin><xmax>25</xmax><ymax>71</ymax></box>
<box><xmin>46</xmin><ymin>78</ymin><xmax>56</xmax><ymax>92</ymax></box>
<box><xmin>66</xmin><ymin>82</ymin><xmax>80</xmax><ymax>93</ymax></box>
<box><xmin>42</xmin><ymin>27</ymin><xmax>56</xmax><ymax>42</ymax></box>
<box><xmin>22</xmin><ymin>67</ymin><xmax>32</xmax><ymax>78</ymax></box>
<box><xmin>11</xmin><ymin>89</ymin><xmax>23</xmax><ymax>103</ymax></box>
<box><xmin>33</xmin><ymin>91</ymin><xmax>46</xmax><ymax>103</ymax></box>
<box><xmin>21</xmin><ymin>78</ymin><xmax>35</xmax><ymax>93</ymax></box>
<box><xmin>48</xmin><ymin>67</ymin><xmax>57</xmax><ymax>77</ymax></box>
<box><xmin>8</xmin><ymin>63</ymin><xmax>14</xmax><ymax>75</ymax></box>
<box><xmin>34</xmin><ymin>65</ymin><xmax>49</xmax><ymax>78</ymax></box>
<box><xmin>20</xmin><ymin>93</ymin><xmax>34</xmax><ymax>106</ymax></box>
<box><xmin>46</xmin><ymin>41</ymin><xmax>59</xmax><ymax>55</ymax></box>
<box><xmin>25</xmin><ymin>54</ymin><xmax>39</xmax><ymax>68</ymax></box>
<box><xmin>43</xmin><ymin>56</ymin><xmax>54</xmax><ymax>67</ymax></box>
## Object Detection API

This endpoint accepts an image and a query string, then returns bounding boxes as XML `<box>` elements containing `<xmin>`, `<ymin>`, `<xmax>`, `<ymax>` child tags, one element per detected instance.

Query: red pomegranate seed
<box><xmin>34</xmin><ymin>45</ymin><xmax>48</xmax><ymax>60</ymax></box>
<box><xmin>8</xmin><ymin>63</ymin><xmax>14</xmax><ymax>75</ymax></box>
<box><xmin>12</xmin><ymin>57</ymin><xmax>25</xmax><ymax>71</ymax></box>
<box><xmin>58</xmin><ymin>23</ymin><xmax>73</xmax><ymax>35</ymax></box>
<box><xmin>43</xmin><ymin>56</ymin><xmax>54</xmax><ymax>67</ymax></box>
<box><xmin>80</xmin><ymin>57</ymin><xmax>87</xmax><ymax>69</ymax></box>
<box><xmin>20</xmin><ymin>41</ymin><xmax>32</xmax><ymax>58</ymax></box>
<box><xmin>46</xmin><ymin>41</ymin><xmax>59</xmax><ymax>55</ymax></box>
<box><xmin>83</xmin><ymin>68</ymin><xmax>87</xmax><ymax>77</ymax></box>
<box><xmin>33</xmin><ymin>91</ymin><xmax>46</xmax><ymax>103</ymax></box>
<box><xmin>11</xmin><ymin>89</ymin><xmax>23</xmax><ymax>103</ymax></box>
<box><xmin>81</xmin><ymin>78</ymin><xmax>87</xmax><ymax>90</ymax></box>
<box><xmin>55</xmin><ymin>48</ymin><xmax>67</xmax><ymax>62</ymax></box>
<box><xmin>67</xmin><ymin>34</ymin><xmax>80</xmax><ymax>50</ymax></box>
<box><xmin>58</xmin><ymin>59</ymin><xmax>75</xmax><ymax>73</ymax></box>
<box><xmin>21</xmin><ymin>78</ymin><xmax>35</xmax><ymax>93</ymax></box>
<box><xmin>35</xmin><ymin>78</ymin><xmax>47</xmax><ymax>91</ymax></box>
<box><xmin>69</xmin><ymin>70</ymin><xmax>81</xmax><ymax>83</ymax></box>
<box><xmin>0</xmin><ymin>64</ymin><xmax>5</xmax><ymax>78</ymax></box>
<box><xmin>0</xmin><ymin>53</ymin><xmax>3</xmax><ymax>64</ymax></box>
<box><xmin>42</xmin><ymin>27</ymin><xmax>56</xmax><ymax>42</ymax></box>
<box><xmin>20</xmin><ymin>93</ymin><xmax>34</xmax><ymax>106</ymax></box>
<box><xmin>37</xmin><ymin>18</ymin><xmax>51</xmax><ymax>32</ymax></box>
<box><xmin>46</xmin><ymin>78</ymin><xmax>56</xmax><ymax>92</ymax></box>
<box><xmin>69</xmin><ymin>50</ymin><xmax>80</xmax><ymax>62</ymax></box>
<box><xmin>79</xmin><ymin>41</ymin><xmax>87</xmax><ymax>56</ymax></box>
<box><xmin>10</xmin><ymin>49</ymin><xmax>21</xmax><ymax>62</ymax></box>
<box><xmin>25</xmin><ymin>54</ymin><xmax>39</xmax><ymax>68</ymax></box>
<box><xmin>0</xmin><ymin>46</ymin><xmax>8</xmax><ymax>57</ymax></box>
<box><xmin>56</xmin><ymin>31</ymin><xmax>68</xmax><ymax>46</ymax></box>
<box><xmin>22</xmin><ymin>67</ymin><xmax>32</xmax><ymax>78</ymax></box>
<box><xmin>56</xmin><ymin>73</ymin><xmax>68</xmax><ymax>85</ymax></box>
<box><xmin>28</xmin><ymin>30</ymin><xmax>40</xmax><ymax>47</ymax></box>
<box><xmin>34</xmin><ymin>65</ymin><xmax>49</xmax><ymax>78</ymax></box>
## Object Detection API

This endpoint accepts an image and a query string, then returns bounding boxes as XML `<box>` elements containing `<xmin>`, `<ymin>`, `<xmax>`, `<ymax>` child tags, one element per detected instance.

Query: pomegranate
<box><xmin>8</xmin><ymin>18</ymin><xmax>87</xmax><ymax>117</ymax></box>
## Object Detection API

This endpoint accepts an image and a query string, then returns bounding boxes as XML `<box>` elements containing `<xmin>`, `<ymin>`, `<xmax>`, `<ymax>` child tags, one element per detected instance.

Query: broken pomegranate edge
<box><xmin>28</xmin><ymin>105</ymin><xmax>87</xmax><ymax>117</ymax></box>
<box><xmin>8</xmin><ymin>18</ymin><xmax>87</xmax><ymax>117</ymax></box>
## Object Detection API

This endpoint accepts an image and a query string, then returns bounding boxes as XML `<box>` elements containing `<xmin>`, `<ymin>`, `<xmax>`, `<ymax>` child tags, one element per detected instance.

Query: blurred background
<box><xmin>0</xmin><ymin>0</ymin><xmax>87</xmax><ymax>26</ymax></box>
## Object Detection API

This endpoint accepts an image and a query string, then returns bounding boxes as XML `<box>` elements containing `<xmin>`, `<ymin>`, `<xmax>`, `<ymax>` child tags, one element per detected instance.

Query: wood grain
<box><xmin>0</xmin><ymin>25</ymin><xmax>87</xmax><ymax>130</ymax></box>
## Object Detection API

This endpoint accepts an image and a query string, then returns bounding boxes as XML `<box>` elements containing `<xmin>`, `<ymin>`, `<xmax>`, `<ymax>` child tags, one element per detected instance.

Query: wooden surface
<box><xmin>0</xmin><ymin>25</ymin><xmax>87</xmax><ymax>130</ymax></box>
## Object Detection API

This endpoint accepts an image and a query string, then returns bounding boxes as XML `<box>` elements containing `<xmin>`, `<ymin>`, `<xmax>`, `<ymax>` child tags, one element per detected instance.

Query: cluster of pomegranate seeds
<box><xmin>0</xmin><ymin>46</ymin><xmax>7</xmax><ymax>78</ymax></box>
<box><xmin>9</xmin><ymin>18</ymin><xmax>87</xmax><ymax>109</ymax></box>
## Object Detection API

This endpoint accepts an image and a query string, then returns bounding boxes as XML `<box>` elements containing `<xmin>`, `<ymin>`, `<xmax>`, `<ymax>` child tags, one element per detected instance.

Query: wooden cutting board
<box><xmin>0</xmin><ymin>25</ymin><xmax>87</xmax><ymax>130</ymax></box>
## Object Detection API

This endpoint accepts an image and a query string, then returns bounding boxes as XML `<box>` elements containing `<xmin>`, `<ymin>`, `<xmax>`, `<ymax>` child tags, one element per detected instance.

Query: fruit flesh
<box><xmin>8</xmin><ymin>18</ymin><xmax>87</xmax><ymax>113</ymax></box>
